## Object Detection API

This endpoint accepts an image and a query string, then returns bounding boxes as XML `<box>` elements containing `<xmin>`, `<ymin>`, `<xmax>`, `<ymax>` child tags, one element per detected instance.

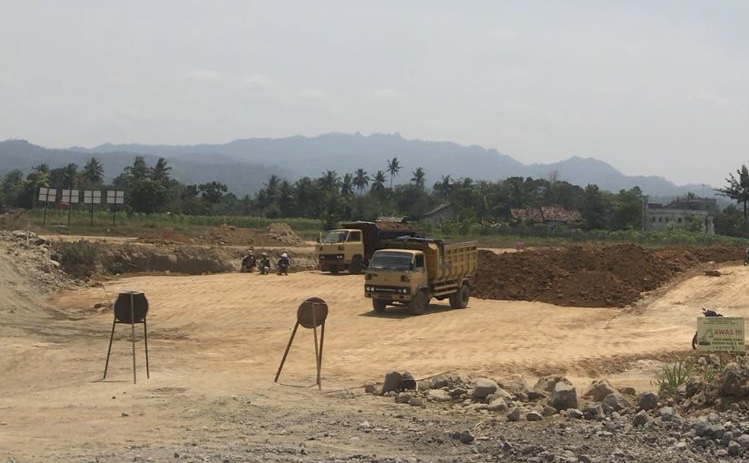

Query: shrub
<box><xmin>58</xmin><ymin>240</ymin><xmax>99</xmax><ymax>278</ymax></box>
<box><xmin>652</xmin><ymin>359</ymin><xmax>693</xmax><ymax>397</ymax></box>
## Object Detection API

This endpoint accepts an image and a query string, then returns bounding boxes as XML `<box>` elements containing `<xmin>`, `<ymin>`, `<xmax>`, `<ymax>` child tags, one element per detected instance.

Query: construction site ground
<box><xmin>1</xmin><ymin>225</ymin><xmax>748</xmax><ymax>462</ymax></box>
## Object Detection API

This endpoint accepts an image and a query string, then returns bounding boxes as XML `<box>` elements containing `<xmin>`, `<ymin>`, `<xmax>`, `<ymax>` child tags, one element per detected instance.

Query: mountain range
<box><xmin>0</xmin><ymin>133</ymin><xmax>717</xmax><ymax>201</ymax></box>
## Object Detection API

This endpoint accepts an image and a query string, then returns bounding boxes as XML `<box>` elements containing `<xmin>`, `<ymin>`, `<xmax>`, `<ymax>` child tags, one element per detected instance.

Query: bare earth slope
<box><xmin>1</xmin><ymin>234</ymin><xmax>749</xmax><ymax>462</ymax></box>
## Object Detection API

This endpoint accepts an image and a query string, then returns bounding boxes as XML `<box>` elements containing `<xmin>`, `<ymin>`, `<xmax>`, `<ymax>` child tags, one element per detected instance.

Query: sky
<box><xmin>1</xmin><ymin>1</ymin><xmax>747</xmax><ymax>187</ymax></box>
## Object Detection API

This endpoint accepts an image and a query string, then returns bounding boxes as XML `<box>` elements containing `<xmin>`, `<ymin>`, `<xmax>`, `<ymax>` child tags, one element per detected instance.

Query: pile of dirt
<box><xmin>139</xmin><ymin>223</ymin><xmax>306</xmax><ymax>247</ymax></box>
<box><xmin>472</xmin><ymin>243</ymin><xmax>744</xmax><ymax>308</ymax></box>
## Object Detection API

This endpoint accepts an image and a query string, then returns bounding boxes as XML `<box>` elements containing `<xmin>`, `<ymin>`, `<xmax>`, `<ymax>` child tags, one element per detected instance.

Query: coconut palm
<box><xmin>411</xmin><ymin>167</ymin><xmax>426</xmax><ymax>188</ymax></box>
<box><xmin>386</xmin><ymin>157</ymin><xmax>401</xmax><ymax>189</ymax></box>
<box><xmin>352</xmin><ymin>168</ymin><xmax>370</xmax><ymax>195</ymax></box>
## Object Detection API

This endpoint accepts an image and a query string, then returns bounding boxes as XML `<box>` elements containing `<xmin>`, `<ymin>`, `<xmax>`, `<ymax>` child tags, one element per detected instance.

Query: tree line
<box><xmin>1</xmin><ymin>155</ymin><xmax>747</xmax><ymax>236</ymax></box>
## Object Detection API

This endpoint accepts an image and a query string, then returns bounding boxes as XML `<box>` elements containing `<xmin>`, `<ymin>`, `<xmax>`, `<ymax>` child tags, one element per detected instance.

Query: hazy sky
<box><xmin>1</xmin><ymin>1</ymin><xmax>747</xmax><ymax>187</ymax></box>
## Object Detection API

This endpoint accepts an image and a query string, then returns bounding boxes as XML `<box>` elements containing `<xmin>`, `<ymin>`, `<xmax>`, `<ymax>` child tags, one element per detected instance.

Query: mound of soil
<box><xmin>139</xmin><ymin>223</ymin><xmax>306</xmax><ymax>247</ymax></box>
<box><xmin>472</xmin><ymin>243</ymin><xmax>744</xmax><ymax>308</ymax></box>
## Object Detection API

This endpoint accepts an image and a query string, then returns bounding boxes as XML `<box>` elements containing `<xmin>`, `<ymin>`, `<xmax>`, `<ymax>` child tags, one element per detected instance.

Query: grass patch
<box><xmin>652</xmin><ymin>359</ymin><xmax>693</xmax><ymax>397</ymax></box>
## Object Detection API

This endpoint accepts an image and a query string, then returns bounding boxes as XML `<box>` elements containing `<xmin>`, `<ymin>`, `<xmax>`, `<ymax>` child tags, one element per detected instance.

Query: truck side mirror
<box><xmin>409</xmin><ymin>263</ymin><xmax>414</xmax><ymax>271</ymax></box>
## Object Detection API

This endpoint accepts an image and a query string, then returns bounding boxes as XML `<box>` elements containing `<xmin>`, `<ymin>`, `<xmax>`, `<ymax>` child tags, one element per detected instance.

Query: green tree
<box><xmin>580</xmin><ymin>184</ymin><xmax>610</xmax><ymax>231</ymax></box>
<box><xmin>80</xmin><ymin>157</ymin><xmax>104</xmax><ymax>187</ymax></box>
<box><xmin>371</xmin><ymin>170</ymin><xmax>386</xmax><ymax>192</ymax></box>
<box><xmin>199</xmin><ymin>181</ymin><xmax>228</xmax><ymax>205</ymax></box>
<box><xmin>386</xmin><ymin>157</ymin><xmax>401</xmax><ymax>189</ymax></box>
<box><xmin>410</xmin><ymin>167</ymin><xmax>426</xmax><ymax>188</ymax></box>
<box><xmin>1</xmin><ymin>169</ymin><xmax>24</xmax><ymax>208</ymax></box>
<box><xmin>340</xmin><ymin>173</ymin><xmax>354</xmax><ymax>197</ymax></box>
<box><xmin>151</xmin><ymin>157</ymin><xmax>172</xmax><ymax>186</ymax></box>
<box><xmin>129</xmin><ymin>178</ymin><xmax>167</xmax><ymax>213</ymax></box>
<box><xmin>433</xmin><ymin>175</ymin><xmax>453</xmax><ymax>201</ymax></box>
<box><xmin>718</xmin><ymin>165</ymin><xmax>749</xmax><ymax>227</ymax></box>
<box><xmin>352</xmin><ymin>168</ymin><xmax>370</xmax><ymax>195</ymax></box>
<box><xmin>609</xmin><ymin>187</ymin><xmax>644</xmax><ymax>231</ymax></box>
<box><xmin>318</xmin><ymin>170</ymin><xmax>340</xmax><ymax>192</ymax></box>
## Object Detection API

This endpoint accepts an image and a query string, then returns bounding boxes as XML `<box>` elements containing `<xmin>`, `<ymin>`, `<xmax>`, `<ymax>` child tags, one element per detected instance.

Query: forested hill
<box><xmin>1</xmin><ymin>134</ymin><xmax>713</xmax><ymax>198</ymax></box>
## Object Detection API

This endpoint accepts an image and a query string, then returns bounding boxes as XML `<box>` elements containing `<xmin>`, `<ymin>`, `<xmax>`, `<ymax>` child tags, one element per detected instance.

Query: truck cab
<box><xmin>317</xmin><ymin>228</ymin><xmax>365</xmax><ymax>274</ymax></box>
<box><xmin>316</xmin><ymin>220</ymin><xmax>423</xmax><ymax>274</ymax></box>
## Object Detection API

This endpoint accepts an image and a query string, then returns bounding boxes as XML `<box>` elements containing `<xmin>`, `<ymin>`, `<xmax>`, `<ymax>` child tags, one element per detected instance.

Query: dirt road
<box><xmin>2</xmin><ymin>261</ymin><xmax>748</xmax><ymax>461</ymax></box>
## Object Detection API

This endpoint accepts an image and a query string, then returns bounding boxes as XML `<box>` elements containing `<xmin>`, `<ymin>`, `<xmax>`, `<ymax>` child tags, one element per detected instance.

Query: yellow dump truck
<box><xmin>364</xmin><ymin>237</ymin><xmax>478</xmax><ymax>314</ymax></box>
<box><xmin>316</xmin><ymin>220</ymin><xmax>422</xmax><ymax>274</ymax></box>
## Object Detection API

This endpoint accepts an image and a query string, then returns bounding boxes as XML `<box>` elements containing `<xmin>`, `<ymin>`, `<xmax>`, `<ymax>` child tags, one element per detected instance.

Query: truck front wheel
<box><xmin>372</xmin><ymin>299</ymin><xmax>387</xmax><ymax>313</ymax></box>
<box><xmin>411</xmin><ymin>291</ymin><xmax>428</xmax><ymax>315</ymax></box>
<box><xmin>449</xmin><ymin>284</ymin><xmax>470</xmax><ymax>309</ymax></box>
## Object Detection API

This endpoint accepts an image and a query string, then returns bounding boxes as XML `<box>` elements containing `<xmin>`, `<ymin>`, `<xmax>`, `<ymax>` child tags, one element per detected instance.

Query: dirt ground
<box><xmin>1</xmin><ymin>230</ymin><xmax>748</xmax><ymax>462</ymax></box>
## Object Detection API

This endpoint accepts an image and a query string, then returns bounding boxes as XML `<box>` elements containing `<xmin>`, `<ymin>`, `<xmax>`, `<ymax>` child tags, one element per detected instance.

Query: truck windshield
<box><xmin>369</xmin><ymin>252</ymin><xmax>412</xmax><ymax>270</ymax></box>
<box><xmin>321</xmin><ymin>230</ymin><xmax>348</xmax><ymax>244</ymax></box>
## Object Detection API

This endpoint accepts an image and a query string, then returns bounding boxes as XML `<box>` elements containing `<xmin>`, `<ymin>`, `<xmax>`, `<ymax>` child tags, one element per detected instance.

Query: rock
<box><xmin>566</xmin><ymin>408</ymin><xmax>584</xmax><ymax>420</ymax></box>
<box><xmin>541</xmin><ymin>405</ymin><xmax>557</xmax><ymax>417</ymax></box>
<box><xmin>472</xmin><ymin>378</ymin><xmax>499</xmax><ymax>400</ymax></box>
<box><xmin>526</xmin><ymin>411</ymin><xmax>543</xmax><ymax>421</ymax></box>
<box><xmin>602</xmin><ymin>392</ymin><xmax>628</xmax><ymax>411</ymax></box>
<box><xmin>736</xmin><ymin>434</ymin><xmax>749</xmax><ymax>449</ymax></box>
<box><xmin>382</xmin><ymin>371</ymin><xmax>403</xmax><ymax>393</ymax></box>
<box><xmin>363</xmin><ymin>383</ymin><xmax>377</xmax><ymax>394</ymax></box>
<box><xmin>632</xmin><ymin>410</ymin><xmax>651</xmax><ymax>427</ymax></box>
<box><xmin>534</xmin><ymin>375</ymin><xmax>567</xmax><ymax>393</ymax></box>
<box><xmin>507</xmin><ymin>407</ymin><xmax>521</xmax><ymax>422</ymax></box>
<box><xmin>427</xmin><ymin>389</ymin><xmax>452</xmax><ymax>402</ymax></box>
<box><xmin>487</xmin><ymin>397</ymin><xmax>508</xmax><ymax>412</ymax></box>
<box><xmin>551</xmin><ymin>381</ymin><xmax>578</xmax><ymax>411</ymax></box>
<box><xmin>401</xmin><ymin>371</ymin><xmax>417</xmax><ymax>390</ymax></box>
<box><xmin>637</xmin><ymin>392</ymin><xmax>659</xmax><ymax>411</ymax></box>
<box><xmin>583</xmin><ymin>378</ymin><xmax>617</xmax><ymax>402</ymax></box>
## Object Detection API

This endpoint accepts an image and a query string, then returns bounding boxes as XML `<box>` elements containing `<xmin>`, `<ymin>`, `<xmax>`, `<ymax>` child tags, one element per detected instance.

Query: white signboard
<box><xmin>695</xmin><ymin>317</ymin><xmax>745</xmax><ymax>352</ymax></box>
<box><xmin>38</xmin><ymin>187</ymin><xmax>57</xmax><ymax>202</ymax></box>
<box><xmin>83</xmin><ymin>190</ymin><xmax>102</xmax><ymax>204</ymax></box>
<box><xmin>107</xmin><ymin>190</ymin><xmax>125</xmax><ymax>205</ymax></box>
<box><xmin>60</xmin><ymin>189</ymin><xmax>80</xmax><ymax>203</ymax></box>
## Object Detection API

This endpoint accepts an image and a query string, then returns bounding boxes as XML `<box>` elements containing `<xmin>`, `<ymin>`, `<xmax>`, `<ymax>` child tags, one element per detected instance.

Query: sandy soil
<box><xmin>2</xmin><ymin>254</ymin><xmax>748</xmax><ymax>461</ymax></box>
<box><xmin>0</xmin><ymin>260</ymin><xmax>749</xmax><ymax>461</ymax></box>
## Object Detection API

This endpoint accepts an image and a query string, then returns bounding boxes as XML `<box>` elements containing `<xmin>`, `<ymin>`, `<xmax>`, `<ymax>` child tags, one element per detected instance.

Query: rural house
<box><xmin>645</xmin><ymin>197</ymin><xmax>717</xmax><ymax>233</ymax></box>
<box><xmin>510</xmin><ymin>206</ymin><xmax>583</xmax><ymax>229</ymax></box>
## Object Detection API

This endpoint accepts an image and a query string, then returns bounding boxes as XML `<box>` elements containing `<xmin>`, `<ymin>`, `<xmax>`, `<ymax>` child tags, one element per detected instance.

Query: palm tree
<box><xmin>371</xmin><ymin>170</ymin><xmax>387</xmax><ymax>192</ymax></box>
<box><xmin>341</xmin><ymin>173</ymin><xmax>354</xmax><ymax>196</ymax></box>
<box><xmin>433</xmin><ymin>175</ymin><xmax>453</xmax><ymax>200</ymax></box>
<box><xmin>318</xmin><ymin>170</ymin><xmax>340</xmax><ymax>191</ymax></box>
<box><xmin>152</xmin><ymin>157</ymin><xmax>172</xmax><ymax>186</ymax></box>
<box><xmin>410</xmin><ymin>167</ymin><xmax>426</xmax><ymax>188</ymax></box>
<box><xmin>81</xmin><ymin>157</ymin><xmax>104</xmax><ymax>186</ymax></box>
<box><xmin>386</xmin><ymin>157</ymin><xmax>401</xmax><ymax>189</ymax></box>
<box><xmin>352</xmin><ymin>168</ymin><xmax>370</xmax><ymax>195</ymax></box>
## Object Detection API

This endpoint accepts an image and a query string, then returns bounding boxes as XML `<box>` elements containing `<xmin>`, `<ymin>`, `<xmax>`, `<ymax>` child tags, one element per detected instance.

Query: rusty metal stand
<box><xmin>275</xmin><ymin>298</ymin><xmax>328</xmax><ymax>390</ymax></box>
<box><xmin>103</xmin><ymin>292</ymin><xmax>150</xmax><ymax>384</ymax></box>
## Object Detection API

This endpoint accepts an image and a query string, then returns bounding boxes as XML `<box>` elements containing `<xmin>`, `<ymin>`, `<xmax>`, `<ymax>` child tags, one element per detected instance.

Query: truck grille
<box><xmin>365</xmin><ymin>285</ymin><xmax>410</xmax><ymax>295</ymax></box>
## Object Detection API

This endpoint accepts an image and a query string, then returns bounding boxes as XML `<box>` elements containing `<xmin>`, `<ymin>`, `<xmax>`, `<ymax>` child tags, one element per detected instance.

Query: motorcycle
<box><xmin>692</xmin><ymin>308</ymin><xmax>723</xmax><ymax>350</ymax></box>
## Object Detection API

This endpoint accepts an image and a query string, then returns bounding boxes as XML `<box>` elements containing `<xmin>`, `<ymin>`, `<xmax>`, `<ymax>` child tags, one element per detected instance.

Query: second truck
<box><xmin>316</xmin><ymin>220</ymin><xmax>422</xmax><ymax>274</ymax></box>
<box><xmin>364</xmin><ymin>236</ymin><xmax>478</xmax><ymax>315</ymax></box>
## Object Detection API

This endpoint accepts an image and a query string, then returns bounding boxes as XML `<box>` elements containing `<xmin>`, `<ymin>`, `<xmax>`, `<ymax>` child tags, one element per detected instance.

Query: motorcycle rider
<box><xmin>745</xmin><ymin>244</ymin><xmax>749</xmax><ymax>265</ymax></box>
<box><xmin>277</xmin><ymin>252</ymin><xmax>291</xmax><ymax>275</ymax></box>
<box><xmin>258</xmin><ymin>252</ymin><xmax>272</xmax><ymax>275</ymax></box>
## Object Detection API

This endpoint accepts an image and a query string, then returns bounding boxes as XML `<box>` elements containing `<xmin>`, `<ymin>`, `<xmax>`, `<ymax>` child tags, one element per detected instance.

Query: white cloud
<box><xmin>373</xmin><ymin>88</ymin><xmax>402</xmax><ymax>99</ymax></box>
<box><xmin>298</xmin><ymin>87</ymin><xmax>326</xmax><ymax>100</ymax></box>
<box><xmin>185</xmin><ymin>69</ymin><xmax>221</xmax><ymax>82</ymax></box>
<box><xmin>239</xmin><ymin>73</ymin><xmax>276</xmax><ymax>89</ymax></box>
